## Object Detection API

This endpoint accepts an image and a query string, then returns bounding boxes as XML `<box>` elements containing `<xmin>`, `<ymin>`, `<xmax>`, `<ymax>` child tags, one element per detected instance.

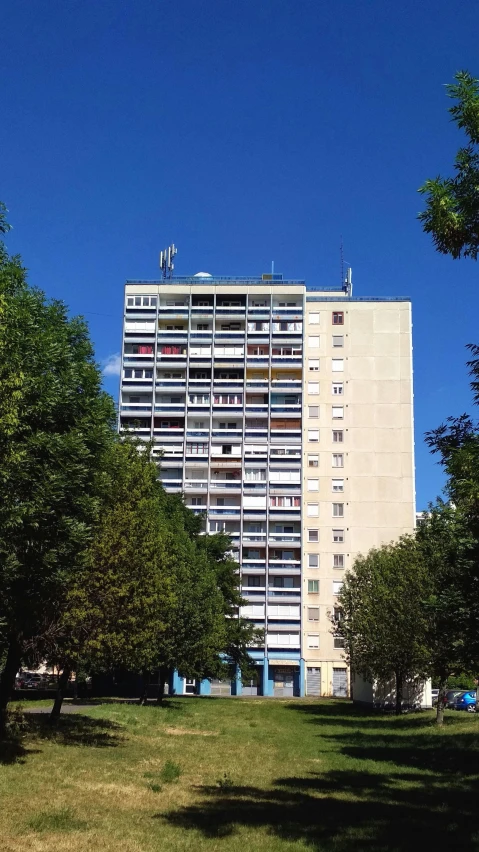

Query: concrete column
<box><xmin>171</xmin><ymin>670</ymin><xmax>183</xmax><ymax>695</ymax></box>
<box><xmin>299</xmin><ymin>659</ymin><xmax>305</xmax><ymax>697</ymax></box>
<box><xmin>233</xmin><ymin>666</ymin><xmax>243</xmax><ymax>696</ymax></box>
<box><xmin>263</xmin><ymin>658</ymin><xmax>273</xmax><ymax>696</ymax></box>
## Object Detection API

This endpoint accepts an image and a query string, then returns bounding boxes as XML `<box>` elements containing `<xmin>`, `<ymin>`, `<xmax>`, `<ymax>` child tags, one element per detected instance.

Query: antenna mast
<box><xmin>340</xmin><ymin>236</ymin><xmax>344</xmax><ymax>291</ymax></box>
<box><xmin>159</xmin><ymin>244</ymin><xmax>177</xmax><ymax>279</ymax></box>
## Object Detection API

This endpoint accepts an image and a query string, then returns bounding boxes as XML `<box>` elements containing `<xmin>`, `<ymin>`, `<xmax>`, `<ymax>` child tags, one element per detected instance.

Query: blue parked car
<box><xmin>454</xmin><ymin>691</ymin><xmax>476</xmax><ymax>712</ymax></box>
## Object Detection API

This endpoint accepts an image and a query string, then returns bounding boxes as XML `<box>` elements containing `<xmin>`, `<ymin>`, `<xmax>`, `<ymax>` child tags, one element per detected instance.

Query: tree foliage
<box><xmin>419</xmin><ymin>71</ymin><xmax>479</xmax><ymax>259</ymax></box>
<box><xmin>335</xmin><ymin>537</ymin><xmax>432</xmax><ymax>714</ymax></box>
<box><xmin>0</xmin><ymin>211</ymin><xmax>116</xmax><ymax>725</ymax></box>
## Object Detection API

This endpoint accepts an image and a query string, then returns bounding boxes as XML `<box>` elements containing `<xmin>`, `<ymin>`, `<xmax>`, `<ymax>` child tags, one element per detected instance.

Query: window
<box><xmin>334</xmin><ymin>636</ymin><xmax>345</xmax><ymax>649</ymax></box>
<box><xmin>129</xmin><ymin>396</ymin><xmax>140</xmax><ymax>403</ymax></box>
<box><xmin>308</xmin><ymin>382</ymin><xmax>319</xmax><ymax>394</ymax></box>
<box><xmin>216</xmin><ymin>498</ymin><xmax>225</xmax><ymax>506</ymax></box>
<box><xmin>124</xmin><ymin>368</ymin><xmax>132</xmax><ymax>378</ymax></box>
<box><xmin>308</xmin><ymin>553</ymin><xmax>319</xmax><ymax>568</ymax></box>
<box><xmin>309</xmin><ymin>359</ymin><xmax>320</xmax><ymax>371</ymax></box>
<box><xmin>332</xmin><ymin>311</ymin><xmax>344</xmax><ymax>325</ymax></box>
<box><xmin>307</xmin><ymin>503</ymin><xmax>319</xmax><ymax>517</ymax></box>
<box><xmin>135</xmin><ymin>296</ymin><xmax>141</xmax><ymax>306</ymax></box>
<box><xmin>332</xmin><ymin>406</ymin><xmax>344</xmax><ymax>419</ymax></box>
<box><xmin>309</xmin><ymin>313</ymin><xmax>319</xmax><ymax>324</ymax></box>
<box><xmin>332</xmin><ymin>453</ymin><xmax>344</xmax><ymax>468</ymax></box>
<box><xmin>307</xmin><ymin>634</ymin><xmax>320</xmax><ymax>649</ymax></box>
<box><xmin>186</xmin><ymin>442</ymin><xmax>208</xmax><ymax>454</ymax></box>
<box><xmin>308</xmin><ymin>479</ymin><xmax>319</xmax><ymax>491</ymax></box>
<box><xmin>191</xmin><ymin>497</ymin><xmax>203</xmax><ymax>506</ymax></box>
<box><xmin>308</xmin><ymin>607</ymin><xmax>320</xmax><ymax>621</ymax></box>
<box><xmin>332</xmin><ymin>382</ymin><xmax>343</xmax><ymax>395</ymax></box>
<box><xmin>308</xmin><ymin>454</ymin><xmax>319</xmax><ymax>468</ymax></box>
<box><xmin>333</xmin><ymin>431</ymin><xmax>344</xmax><ymax>443</ymax></box>
<box><xmin>333</xmin><ymin>606</ymin><xmax>343</xmax><ymax>623</ymax></box>
<box><xmin>308</xmin><ymin>336</ymin><xmax>320</xmax><ymax>347</ymax></box>
<box><xmin>332</xmin><ymin>359</ymin><xmax>344</xmax><ymax>372</ymax></box>
<box><xmin>245</xmin><ymin>575</ymin><xmax>262</xmax><ymax>587</ymax></box>
<box><xmin>308</xmin><ymin>430</ymin><xmax>319</xmax><ymax>442</ymax></box>
<box><xmin>308</xmin><ymin>529</ymin><xmax>319</xmax><ymax>542</ymax></box>
<box><xmin>308</xmin><ymin>580</ymin><xmax>319</xmax><ymax>594</ymax></box>
<box><xmin>333</xmin><ymin>503</ymin><xmax>344</xmax><ymax>517</ymax></box>
<box><xmin>333</xmin><ymin>529</ymin><xmax>344</xmax><ymax>543</ymax></box>
<box><xmin>309</xmin><ymin>405</ymin><xmax>319</xmax><ymax>418</ymax></box>
<box><xmin>332</xmin><ymin>336</ymin><xmax>344</xmax><ymax>347</ymax></box>
<box><xmin>222</xmin><ymin>445</ymin><xmax>232</xmax><ymax>455</ymax></box>
<box><xmin>197</xmin><ymin>323</ymin><xmax>209</xmax><ymax>331</ymax></box>
<box><xmin>332</xmin><ymin>478</ymin><xmax>344</xmax><ymax>492</ymax></box>
<box><xmin>333</xmin><ymin>554</ymin><xmax>345</xmax><ymax>568</ymax></box>
<box><xmin>193</xmin><ymin>420</ymin><xmax>205</xmax><ymax>429</ymax></box>
<box><xmin>333</xmin><ymin>580</ymin><xmax>344</xmax><ymax>595</ymax></box>
<box><xmin>127</xmin><ymin>297</ymin><xmax>134</xmax><ymax>306</ymax></box>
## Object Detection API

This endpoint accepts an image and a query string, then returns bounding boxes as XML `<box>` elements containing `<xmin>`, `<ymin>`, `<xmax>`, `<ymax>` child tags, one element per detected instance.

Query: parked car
<box><xmin>454</xmin><ymin>691</ymin><xmax>477</xmax><ymax>712</ymax></box>
<box><xmin>431</xmin><ymin>689</ymin><xmax>439</xmax><ymax>705</ymax></box>
<box><xmin>443</xmin><ymin>689</ymin><xmax>466</xmax><ymax>709</ymax></box>
<box><xmin>24</xmin><ymin>673</ymin><xmax>44</xmax><ymax>689</ymax></box>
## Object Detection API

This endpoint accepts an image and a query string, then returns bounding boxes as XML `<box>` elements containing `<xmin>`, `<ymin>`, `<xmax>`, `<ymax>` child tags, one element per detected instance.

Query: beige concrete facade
<box><xmin>302</xmin><ymin>296</ymin><xmax>415</xmax><ymax>695</ymax></box>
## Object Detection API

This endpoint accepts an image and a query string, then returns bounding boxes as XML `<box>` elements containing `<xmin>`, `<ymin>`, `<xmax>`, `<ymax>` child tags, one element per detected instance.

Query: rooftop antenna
<box><xmin>340</xmin><ymin>236</ymin><xmax>344</xmax><ymax>291</ymax></box>
<box><xmin>159</xmin><ymin>244</ymin><xmax>177</xmax><ymax>279</ymax></box>
<box><xmin>340</xmin><ymin>236</ymin><xmax>353</xmax><ymax>296</ymax></box>
<box><xmin>271</xmin><ymin>260</ymin><xmax>274</xmax><ymax>276</ymax></box>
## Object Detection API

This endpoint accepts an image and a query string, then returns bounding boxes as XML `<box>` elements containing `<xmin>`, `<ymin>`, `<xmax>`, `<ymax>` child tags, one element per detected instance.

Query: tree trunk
<box><xmin>0</xmin><ymin>633</ymin><xmax>22</xmax><ymax>737</ymax></box>
<box><xmin>50</xmin><ymin>667</ymin><xmax>71</xmax><ymax>722</ymax></box>
<box><xmin>436</xmin><ymin>679</ymin><xmax>447</xmax><ymax>726</ymax></box>
<box><xmin>156</xmin><ymin>667</ymin><xmax>168</xmax><ymax>704</ymax></box>
<box><xmin>395</xmin><ymin>671</ymin><xmax>403</xmax><ymax>715</ymax></box>
<box><xmin>139</xmin><ymin>670</ymin><xmax>150</xmax><ymax>705</ymax></box>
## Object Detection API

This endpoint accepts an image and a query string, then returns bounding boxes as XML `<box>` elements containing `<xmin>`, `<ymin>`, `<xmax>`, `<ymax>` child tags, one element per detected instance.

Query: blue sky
<box><xmin>1</xmin><ymin>0</ymin><xmax>478</xmax><ymax>509</ymax></box>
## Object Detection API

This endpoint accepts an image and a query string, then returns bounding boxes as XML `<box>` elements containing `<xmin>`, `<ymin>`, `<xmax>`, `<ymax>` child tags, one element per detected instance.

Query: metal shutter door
<box><xmin>332</xmin><ymin>668</ymin><xmax>348</xmax><ymax>697</ymax></box>
<box><xmin>307</xmin><ymin>667</ymin><xmax>321</xmax><ymax>696</ymax></box>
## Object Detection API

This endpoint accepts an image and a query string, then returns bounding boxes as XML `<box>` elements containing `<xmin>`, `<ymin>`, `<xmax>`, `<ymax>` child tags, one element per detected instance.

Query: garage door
<box><xmin>307</xmin><ymin>667</ymin><xmax>321</xmax><ymax>696</ymax></box>
<box><xmin>332</xmin><ymin>668</ymin><xmax>348</xmax><ymax>697</ymax></box>
<box><xmin>242</xmin><ymin>671</ymin><xmax>259</xmax><ymax>696</ymax></box>
<box><xmin>210</xmin><ymin>679</ymin><xmax>232</xmax><ymax>696</ymax></box>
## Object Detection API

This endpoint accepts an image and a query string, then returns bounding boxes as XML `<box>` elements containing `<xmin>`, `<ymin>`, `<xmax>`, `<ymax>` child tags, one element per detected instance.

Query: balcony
<box><xmin>183</xmin><ymin>480</ymin><xmax>208</xmax><ymax>490</ymax></box>
<box><xmin>242</xmin><ymin>533</ymin><xmax>267</xmax><ymax>542</ymax></box>
<box><xmin>120</xmin><ymin>403</ymin><xmax>152</xmax><ymax>413</ymax></box>
<box><xmin>156</xmin><ymin>379</ymin><xmax>186</xmax><ymax>388</ymax></box>
<box><xmin>268</xmin><ymin>533</ymin><xmax>301</xmax><ymax>543</ymax></box>
<box><xmin>154</xmin><ymin>404</ymin><xmax>186</xmax><ymax>414</ymax></box>
<box><xmin>271</xmin><ymin>379</ymin><xmax>302</xmax><ymax>389</ymax></box>
<box><xmin>213</xmin><ymin>379</ymin><xmax>244</xmax><ymax>389</ymax></box>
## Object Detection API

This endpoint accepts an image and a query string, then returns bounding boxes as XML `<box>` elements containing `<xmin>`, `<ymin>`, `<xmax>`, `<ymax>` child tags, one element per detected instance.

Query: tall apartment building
<box><xmin>119</xmin><ymin>271</ymin><xmax>415</xmax><ymax>698</ymax></box>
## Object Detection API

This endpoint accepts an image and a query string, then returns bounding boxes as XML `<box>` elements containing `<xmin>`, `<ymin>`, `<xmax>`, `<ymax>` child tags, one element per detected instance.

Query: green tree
<box><xmin>415</xmin><ymin>501</ymin><xmax>472</xmax><ymax>724</ymax></box>
<box><xmin>334</xmin><ymin>537</ymin><xmax>432</xmax><ymax>714</ymax></box>
<box><xmin>426</xmin><ymin>348</ymin><xmax>479</xmax><ymax>697</ymax></box>
<box><xmin>47</xmin><ymin>438</ymin><xmax>175</xmax><ymax>717</ymax></box>
<box><xmin>419</xmin><ymin>71</ymin><xmax>479</xmax><ymax>259</ymax></box>
<box><xmin>152</xmin><ymin>496</ymin><xmax>263</xmax><ymax>699</ymax></box>
<box><xmin>0</xmin><ymin>212</ymin><xmax>116</xmax><ymax>732</ymax></box>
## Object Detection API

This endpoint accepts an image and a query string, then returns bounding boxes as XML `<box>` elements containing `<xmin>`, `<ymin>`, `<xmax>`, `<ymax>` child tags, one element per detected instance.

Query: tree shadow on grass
<box><xmin>160</xmin><ymin>768</ymin><xmax>479</xmax><ymax>850</ymax></box>
<box><xmin>284</xmin><ymin>700</ymin><xmax>441</xmax><ymax>729</ymax></box>
<box><xmin>0</xmin><ymin>738</ymin><xmax>42</xmax><ymax>765</ymax></box>
<box><xmin>25</xmin><ymin>713</ymin><xmax>124</xmax><ymax>748</ymax></box>
<box><xmin>159</xmin><ymin>705</ymin><xmax>479</xmax><ymax>850</ymax></box>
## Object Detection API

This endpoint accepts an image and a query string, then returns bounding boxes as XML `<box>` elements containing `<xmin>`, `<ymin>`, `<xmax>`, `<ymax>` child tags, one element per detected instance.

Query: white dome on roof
<box><xmin>193</xmin><ymin>271</ymin><xmax>213</xmax><ymax>278</ymax></box>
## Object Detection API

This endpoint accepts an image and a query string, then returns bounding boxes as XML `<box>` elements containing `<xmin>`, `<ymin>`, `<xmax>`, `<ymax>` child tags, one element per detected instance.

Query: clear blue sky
<box><xmin>2</xmin><ymin>1</ymin><xmax>478</xmax><ymax>509</ymax></box>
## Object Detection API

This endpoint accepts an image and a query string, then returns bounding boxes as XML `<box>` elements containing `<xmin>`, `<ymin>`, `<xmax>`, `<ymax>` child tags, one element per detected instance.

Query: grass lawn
<box><xmin>1</xmin><ymin>697</ymin><xmax>478</xmax><ymax>851</ymax></box>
